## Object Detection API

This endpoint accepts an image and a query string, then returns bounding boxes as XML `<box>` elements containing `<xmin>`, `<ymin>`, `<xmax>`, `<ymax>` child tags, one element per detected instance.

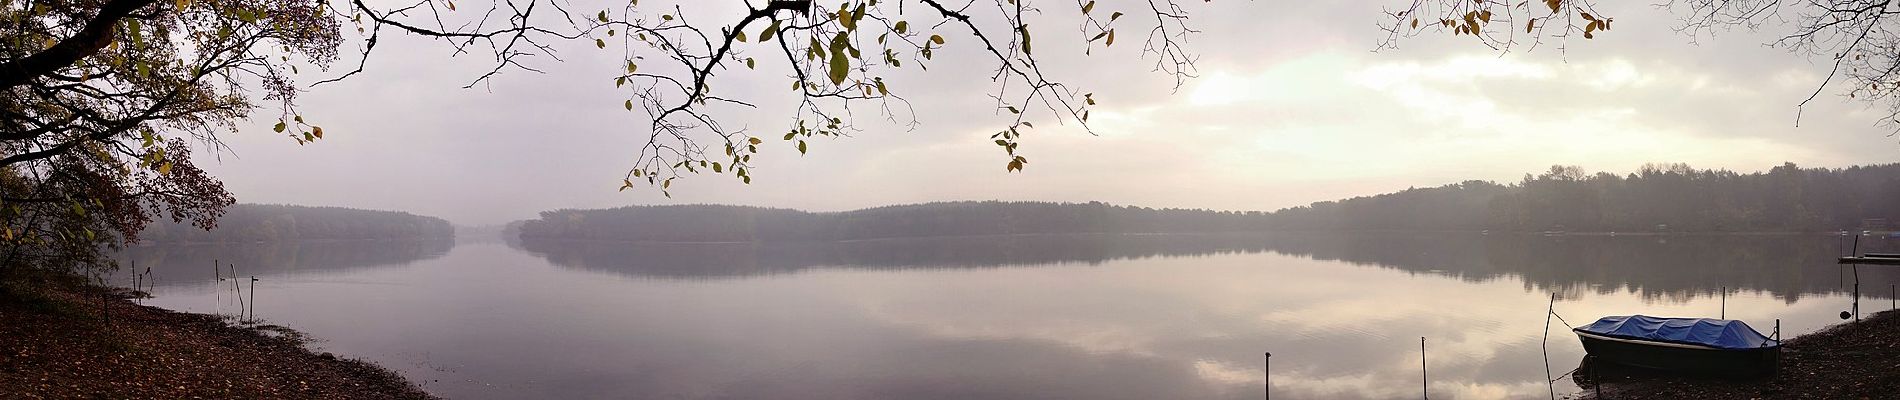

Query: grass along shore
<box><xmin>0</xmin><ymin>272</ymin><xmax>434</xmax><ymax>399</ymax></box>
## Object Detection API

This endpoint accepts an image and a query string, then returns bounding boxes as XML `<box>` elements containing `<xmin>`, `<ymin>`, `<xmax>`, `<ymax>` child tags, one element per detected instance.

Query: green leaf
<box><xmin>1104</xmin><ymin>29</ymin><xmax>1115</xmax><ymax>46</ymax></box>
<box><xmin>1020</xmin><ymin>26</ymin><xmax>1031</xmax><ymax>54</ymax></box>
<box><xmin>1082</xmin><ymin>1</ymin><xmax>1094</xmax><ymax>14</ymax></box>
<box><xmin>838</xmin><ymin>7</ymin><xmax>855</xmax><ymax>31</ymax></box>
<box><xmin>597</xmin><ymin>10</ymin><xmax>608</xmax><ymax>22</ymax></box>
<box><xmin>736</xmin><ymin>30</ymin><xmax>747</xmax><ymax>42</ymax></box>
<box><xmin>895</xmin><ymin>20</ymin><xmax>909</xmax><ymax>33</ymax></box>
<box><xmin>827</xmin><ymin>33</ymin><xmax>850</xmax><ymax>85</ymax></box>
<box><xmin>760</xmin><ymin>19</ymin><xmax>780</xmax><ymax>42</ymax></box>
<box><xmin>273</xmin><ymin>122</ymin><xmax>286</xmax><ymax>133</ymax></box>
<box><xmin>930</xmin><ymin>34</ymin><xmax>945</xmax><ymax>45</ymax></box>
<box><xmin>797</xmin><ymin>140</ymin><xmax>807</xmax><ymax>154</ymax></box>
<box><xmin>828</xmin><ymin>53</ymin><xmax>849</xmax><ymax>85</ymax></box>
<box><xmin>1110</xmin><ymin>11</ymin><xmax>1123</xmax><ymax>20</ymax></box>
<box><xmin>596</xmin><ymin>38</ymin><xmax>606</xmax><ymax>48</ymax></box>
<box><xmin>749</xmin><ymin>137</ymin><xmax>763</xmax><ymax>145</ymax></box>
<box><xmin>625</xmin><ymin>99</ymin><xmax>633</xmax><ymax>110</ymax></box>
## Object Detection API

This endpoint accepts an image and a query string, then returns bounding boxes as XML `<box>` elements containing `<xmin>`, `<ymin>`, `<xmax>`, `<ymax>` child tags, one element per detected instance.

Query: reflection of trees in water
<box><xmin>517</xmin><ymin>234</ymin><xmax>1283</xmax><ymax>279</ymax></box>
<box><xmin>519</xmin><ymin>233</ymin><xmax>1900</xmax><ymax>302</ymax></box>
<box><xmin>1262</xmin><ymin>233</ymin><xmax>1900</xmax><ymax>303</ymax></box>
<box><xmin>110</xmin><ymin>239</ymin><xmax>454</xmax><ymax>286</ymax></box>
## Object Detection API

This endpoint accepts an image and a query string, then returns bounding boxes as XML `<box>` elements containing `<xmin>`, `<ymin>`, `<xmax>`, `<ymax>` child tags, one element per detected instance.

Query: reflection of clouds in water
<box><xmin>128</xmin><ymin>239</ymin><xmax>1885</xmax><ymax>400</ymax></box>
<box><xmin>840</xmin><ymin>252</ymin><xmax>1596</xmax><ymax>399</ymax></box>
<box><xmin>834</xmin><ymin>245</ymin><xmax>1887</xmax><ymax>399</ymax></box>
<box><xmin>1193</xmin><ymin>359</ymin><xmax>1260</xmax><ymax>385</ymax></box>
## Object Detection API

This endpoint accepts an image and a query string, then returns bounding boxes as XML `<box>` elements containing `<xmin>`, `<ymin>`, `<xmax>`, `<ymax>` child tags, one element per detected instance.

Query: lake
<box><xmin>111</xmin><ymin>233</ymin><xmax>1900</xmax><ymax>399</ymax></box>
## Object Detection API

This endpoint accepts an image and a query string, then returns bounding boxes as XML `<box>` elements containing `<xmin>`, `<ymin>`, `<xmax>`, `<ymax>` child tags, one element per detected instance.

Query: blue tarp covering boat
<box><xmin>1573</xmin><ymin>315</ymin><xmax>1781</xmax><ymax>376</ymax></box>
<box><xmin>1576</xmin><ymin>315</ymin><xmax>1778</xmax><ymax>349</ymax></box>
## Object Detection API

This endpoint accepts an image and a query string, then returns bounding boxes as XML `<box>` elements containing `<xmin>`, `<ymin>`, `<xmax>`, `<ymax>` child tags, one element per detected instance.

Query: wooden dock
<box><xmin>1838</xmin><ymin>256</ymin><xmax>1900</xmax><ymax>266</ymax></box>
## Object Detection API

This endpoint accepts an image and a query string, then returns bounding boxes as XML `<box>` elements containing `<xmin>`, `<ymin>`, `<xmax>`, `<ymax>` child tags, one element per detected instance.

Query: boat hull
<box><xmin>1575</xmin><ymin>330</ymin><xmax>1779</xmax><ymax>377</ymax></box>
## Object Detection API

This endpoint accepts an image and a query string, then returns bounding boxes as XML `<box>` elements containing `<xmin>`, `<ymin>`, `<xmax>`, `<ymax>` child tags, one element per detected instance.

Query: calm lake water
<box><xmin>112</xmin><ymin>233</ymin><xmax>1900</xmax><ymax>399</ymax></box>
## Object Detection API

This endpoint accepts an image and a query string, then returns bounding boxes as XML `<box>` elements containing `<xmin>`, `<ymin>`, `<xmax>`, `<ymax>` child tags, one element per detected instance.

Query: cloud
<box><xmin>187</xmin><ymin>1</ymin><xmax>1900</xmax><ymax>224</ymax></box>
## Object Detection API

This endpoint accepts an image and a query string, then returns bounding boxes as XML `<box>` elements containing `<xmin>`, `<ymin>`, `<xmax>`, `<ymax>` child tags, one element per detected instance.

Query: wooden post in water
<box><xmin>1590</xmin><ymin>355</ymin><xmax>1601</xmax><ymax>398</ymax></box>
<box><xmin>1541</xmin><ymin>293</ymin><xmax>1556</xmax><ymax>400</ymax></box>
<box><xmin>248</xmin><ymin>276</ymin><xmax>256</xmax><ymax>323</ymax></box>
<box><xmin>1854</xmin><ymin>265</ymin><xmax>1862</xmax><ymax>322</ymax></box>
<box><xmin>1263</xmin><ymin>352</ymin><xmax>1271</xmax><ymax>400</ymax></box>
<box><xmin>232</xmin><ymin>265</ymin><xmax>244</xmax><ymax>323</ymax></box>
<box><xmin>1420</xmin><ymin>337</ymin><xmax>1429</xmax><ymax>400</ymax></box>
<box><xmin>1721</xmin><ymin>286</ymin><xmax>1726</xmax><ymax>320</ymax></box>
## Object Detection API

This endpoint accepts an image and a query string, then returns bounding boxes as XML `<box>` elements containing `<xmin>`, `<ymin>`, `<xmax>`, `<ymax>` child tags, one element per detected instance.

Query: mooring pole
<box><xmin>1855</xmin><ymin>265</ymin><xmax>1862</xmax><ymax>322</ymax></box>
<box><xmin>232</xmin><ymin>265</ymin><xmax>244</xmax><ymax>323</ymax></box>
<box><xmin>1420</xmin><ymin>337</ymin><xmax>1429</xmax><ymax>400</ymax></box>
<box><xmin>1591</xmin><ymin>355</ymin><xmax>1602</xmax><ymax>398</ymax></box>
<box><xmin>248</xmin><ymin>276</ymin><xmax>256</xmax><ymax>322</ymax></box>
<box><xmin>1721</xmin><ymin>286</ymin><xmax>1726</xmax><ymax>320</ymax></box>
<box><xmin>1542</xmin><ymin>293</ymin><xmax>1556</xmax><ymax>400</ymax></box>
<box><xmin>1263</xmin><ymin>352</ymin><xmax>1271</xmax><ymax>400</ymax></box>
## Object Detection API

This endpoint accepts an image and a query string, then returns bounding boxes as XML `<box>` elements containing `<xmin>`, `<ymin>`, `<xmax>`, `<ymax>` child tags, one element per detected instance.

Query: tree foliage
<box><xmin>0</xmin><ymin>0</ymin><xmax>1206</xmax><ymax>274</ymax></box>
<box><xmin>138</xmin><ymin>204</ymin><xmax>454</xmax><ymax>243</ymax></box>
<box><xmin>1384</xmin><ymin>0</ymin><xmax>1900</xmax><ymax>136</ymax></box>
<box><xmin>517</xmin><ymin>201</ymin><xmax>1269</xmax><ymax>242</ymax></box>
<box><xmin>1269</xmin><ymin>162</ymin><xmax>1900</xmax><ymax>233</ymax></box>
<box><xmin>332</xmin><ymin>0</ymin><xmax>1204</xmax><ymax>195</ymax></box>
<box><xmin>1</xmin><ymin>0</ymin><xmax>341</xmax><ymax>275</ymax></box>
<box><xmin>518</xmin><ymin>162</ymin><xmax>1900</xmax><ymax>241</ymax></box>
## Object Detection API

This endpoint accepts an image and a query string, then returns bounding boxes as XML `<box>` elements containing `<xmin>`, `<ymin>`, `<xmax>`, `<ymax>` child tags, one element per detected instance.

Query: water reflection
<box><xmin>521</xmin><ymin>233</ymin><xmax>1900</xmax><ymax>302</ymax></box>
<box><xmin>117</xmin><ymin>235</ymin><xmax>1897</xmax><ymax>399</ymax></box>
<box><xmin>110</xmin><ymin>239</ymin><xmax>453</xmax><ymax>287</ymax></box>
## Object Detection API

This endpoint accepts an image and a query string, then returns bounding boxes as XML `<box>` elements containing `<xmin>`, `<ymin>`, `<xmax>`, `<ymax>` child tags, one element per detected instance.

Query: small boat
<box><xmin>1573</xmin><ymin>315</ymin><xmax>1780</xmax><ymax>377</ymax></box>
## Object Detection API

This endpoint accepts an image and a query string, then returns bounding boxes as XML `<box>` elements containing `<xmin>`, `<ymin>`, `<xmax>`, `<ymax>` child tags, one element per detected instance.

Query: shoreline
<box><xmin>0</xmin><ymin>275</ymin><xmax>434</xmax><ymax>399</ymax></box>
<box><xmin>1579</xmin><ymin>310</ymin><xmax>1900</xmax><ymax>398</ymax></box>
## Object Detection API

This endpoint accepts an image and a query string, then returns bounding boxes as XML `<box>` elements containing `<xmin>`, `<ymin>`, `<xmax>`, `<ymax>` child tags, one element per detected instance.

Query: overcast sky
<box><xmin>193</xmin><ymin>1</ymin><xmax>1900</xmax><ymax>225</ymax></box>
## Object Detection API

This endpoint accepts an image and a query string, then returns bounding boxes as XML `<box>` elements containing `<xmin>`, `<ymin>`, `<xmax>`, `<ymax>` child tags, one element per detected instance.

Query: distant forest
<box><xmin>141</xmin><ymin>204</ymin><xmax>454</xmax><ymax>243</ymax></box>
<box><xmin>1272</xmin><ymin>162</ymin><xmax>1900</xmax><ymax>232</ymax></box>
<box><xmin>516</xmin><ymin>162</ymin><xmax>1900</xmax><ymax>242</ymax></box>
<box><xmin>517</xmin><ymin>202</ymin><xmax>1270</xmax><ymax>242</ymax></box>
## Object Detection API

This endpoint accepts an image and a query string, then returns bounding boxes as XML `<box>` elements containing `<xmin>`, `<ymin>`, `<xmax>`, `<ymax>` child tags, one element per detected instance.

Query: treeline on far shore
<box><xmin>516</xmin><ymin>162</ymin><xmax>1900</xmax><ymax>243</ymax></box>
<box><xmin>139</xmin><ymin>204</ymin><xmax>453</xmax><ymax>243</ymax></box>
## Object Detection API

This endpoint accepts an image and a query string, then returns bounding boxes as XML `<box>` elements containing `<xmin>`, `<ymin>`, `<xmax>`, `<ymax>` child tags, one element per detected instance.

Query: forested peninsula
<box><xmin>518</xmin><ymin>162</ymin><xmax>1900</xmax><ymax>242</ymax></box>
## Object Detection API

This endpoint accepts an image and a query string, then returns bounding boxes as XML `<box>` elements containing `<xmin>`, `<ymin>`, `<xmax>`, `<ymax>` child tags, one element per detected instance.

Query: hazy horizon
<box><xmin>186</xmin><ymin>1</ymin><xmax>1900</xmax><ymax>226</ymax></box>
